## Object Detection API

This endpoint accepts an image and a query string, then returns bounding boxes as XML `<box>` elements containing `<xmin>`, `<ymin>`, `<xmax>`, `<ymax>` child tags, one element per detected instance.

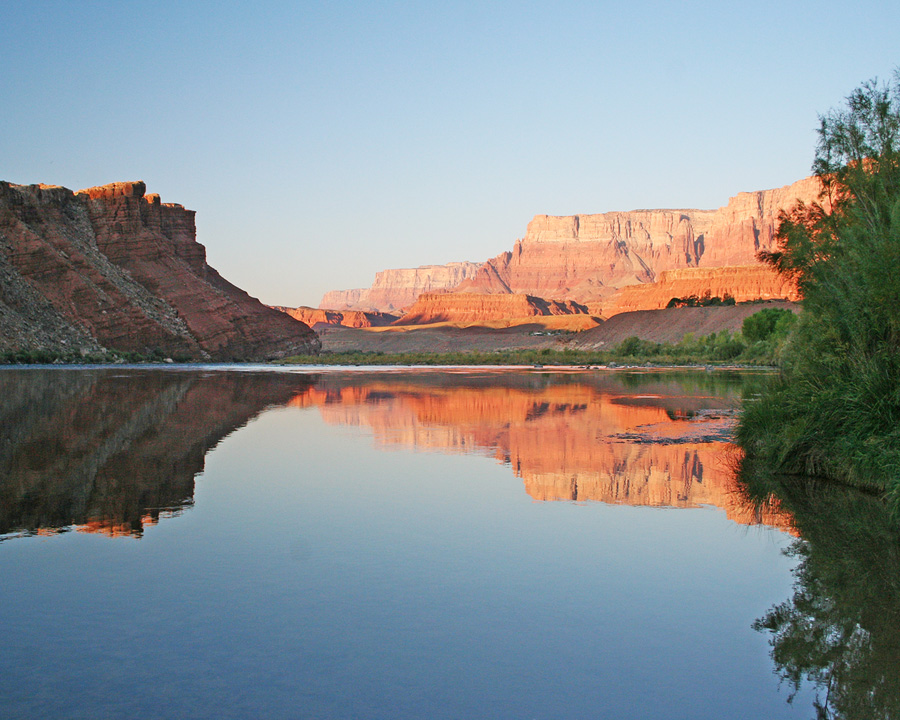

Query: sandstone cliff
<box><xmin>322</xmin><ymin>176</ymin><xmax>820</xmax><ymax>318</ymax></box>
<box><xmin>603</xmin><ymin>265</ymin><xmax>800</xmax><ymax>315</ymax></box>
<box><xmin>320</xmin><ymin>261</ymin><xmax>481</xmax><ymax>312</ymax></box>
<box><xmin>0</xmin><ymin>181</ymin><xmax>320</xmax><ymax>360</ymax></box>
<box><xmin>272</xmin><ymin>305</ymin><xmax>399</xmax><ymax>329</ymax></box>
<box><xmin>456</xmin><ymin>175</ymin><xmax>821</xmax><ymax>306</ymax></box>
<box><xmin>395</xmin><ymin>292</ymin><xmax>591</xmax><ymax>325</ymax></box>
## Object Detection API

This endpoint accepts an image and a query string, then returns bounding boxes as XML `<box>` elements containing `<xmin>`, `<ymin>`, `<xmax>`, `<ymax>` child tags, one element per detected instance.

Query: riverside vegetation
<box><xmin>736</xmin><ymin>73</ymin><xmax>900</xmax><ymax>508</ymax></box>
<box><xmin>282</xmin><ymin>306</ymin><xmax>796</xmax><ymax>367</ymax></box>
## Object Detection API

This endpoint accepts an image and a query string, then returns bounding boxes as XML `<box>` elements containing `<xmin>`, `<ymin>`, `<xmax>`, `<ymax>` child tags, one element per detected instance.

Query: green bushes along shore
<box><xmin>736</xmin><ymin>73</ymin><xmax>900</xmax><ymax>505</ymax></box>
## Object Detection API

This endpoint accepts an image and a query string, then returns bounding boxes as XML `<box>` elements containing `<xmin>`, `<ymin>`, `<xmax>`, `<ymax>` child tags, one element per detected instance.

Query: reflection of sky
<box><xmin>1</xmin><ymin>396</ymin><xmax>810</xmax><ymax>719</ymax></box>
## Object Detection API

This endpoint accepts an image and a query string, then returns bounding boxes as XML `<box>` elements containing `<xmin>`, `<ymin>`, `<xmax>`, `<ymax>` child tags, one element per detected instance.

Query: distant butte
<box><xmin>318</xmin><ymin>176</ymin><xmax>820</xmax><ymax>324</ymax></box>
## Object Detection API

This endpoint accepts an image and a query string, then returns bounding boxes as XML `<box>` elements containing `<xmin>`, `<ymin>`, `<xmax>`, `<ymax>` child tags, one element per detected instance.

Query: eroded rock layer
<box><xmin>0</xmin><ymin>181</ymin><xmax>320</xmax><ymax>360</ymax></box>
<box><xmin>322</xmin><ymin>176</ymin><xmax>821</xmax><ymax>318</ymax></box>
<box><xmin>457</xmin><ymin>176</ymin><xmax>820</xmax><ymax>306</ymax></box>
<box><xmin>395</xmin><ymin>292</ymin><xmax>590</xmax><ymax>325</ymax></box>
<box><xmin>320</xmin><ymin>261</ymin><xmax>481</xmax><ymax>312</ymax></box>
<box><xmin>272</xmin><ymin>305</ymin><xmax>399</xmax><ymax>329</ymax></box>
<box><xmin>604</xmin><ymin>265</ymin><xmax>800</xmax><ymax>315</ymax></box>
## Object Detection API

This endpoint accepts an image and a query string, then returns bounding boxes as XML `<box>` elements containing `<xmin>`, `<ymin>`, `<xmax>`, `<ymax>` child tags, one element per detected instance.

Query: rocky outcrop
<box><xmin>320</xmin><ymin>261</ymin><xmax>481</xmax><ymax>312</ymax></box>
<box><xmin>603</xmin><ymin>265</ymin><xmax>800</xmax><ymax>315</ymax></box>
<box><xmin>395</xmin><ymin>292</ymin><xmax>590</xmax><ymax>325</ymax></box>
<box><xmin>272</xmin><ymin>305</ymin><xmax>399</xmax><ymax>329</ymax></box>
<box><xmin>0</xmin><ymin>181</ymin><xmax>320</xmax><ymax>360</ymax></box>
<box><xmin>456</xmin><ymin>176</ymin><xmax>821</xmax><ymax>306</ymax></box>
<box><xmin>321</xmin><ymin>176</ymin><xmax>821</xmax><ymax>318</ymax></box>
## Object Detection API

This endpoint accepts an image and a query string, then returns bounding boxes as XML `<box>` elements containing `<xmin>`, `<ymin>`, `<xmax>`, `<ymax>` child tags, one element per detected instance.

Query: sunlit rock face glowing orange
<box><xmin>322</xmin><ymin>176</ymin><xmax>822</xmax><ymax>317</ymax></box>
<box><xmin>289</xmin><ymin>374</ymin><xmax>793</xmax><ymax>532</ymax></box>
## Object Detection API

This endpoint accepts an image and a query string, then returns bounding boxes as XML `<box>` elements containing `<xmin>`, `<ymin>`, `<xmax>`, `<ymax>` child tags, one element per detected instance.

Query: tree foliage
<box><xmin>738</xmin><ymin>71</ymin><xmax>900</xmax><ymax>504</ymax></box>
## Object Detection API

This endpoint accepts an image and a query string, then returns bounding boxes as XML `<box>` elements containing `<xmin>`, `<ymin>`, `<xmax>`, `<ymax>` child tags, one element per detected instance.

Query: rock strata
<box><xmin>272</xmin><ymin>305</ymin><xmax>399</xmax><ymax>329</ymax></box>
<box><xmin>396</xmin><ymin>292</ymin><xmax>590</xmax><ymax>325</ymax></box>
<box><xmin>397</xmin><ymin>293</ymin><xmax>587</xmax><ymax>325</ymax></box>
<box><xmin>456</xmin><ymin>176</ymin><xmax>821</xmax><ymax>305</ymax></box>
<box><xmin>322</xmin><ymin>176</ymin><xmax>821</xmax><ymax>319</ymax></box>
<box><xmin>320</xmin><ymin>261</ymin><xmax>481</xmax><ymax>312</ymax></box>
<box><xmin>603</xmin><ymin>265</ymin><xmax>800</xmax><ymax>315</ymax></box>
<box><xmin>0</xmin><ymin>181</ymin><xmax>320</xmax><ymax>360</ymax></box>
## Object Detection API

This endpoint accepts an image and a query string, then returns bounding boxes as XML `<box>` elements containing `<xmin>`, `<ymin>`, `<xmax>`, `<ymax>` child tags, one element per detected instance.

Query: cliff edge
<box><xmin>0</xmin><ymin>181</ymin><xmax>320</xmax><ymax>360</ymax></box>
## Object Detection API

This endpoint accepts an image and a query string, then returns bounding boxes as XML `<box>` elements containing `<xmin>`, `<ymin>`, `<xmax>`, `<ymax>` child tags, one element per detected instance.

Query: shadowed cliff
<box><xmin>0</xmin><ymin>181</ymin><xmax>320</xmax><ymax>360</ymax></box>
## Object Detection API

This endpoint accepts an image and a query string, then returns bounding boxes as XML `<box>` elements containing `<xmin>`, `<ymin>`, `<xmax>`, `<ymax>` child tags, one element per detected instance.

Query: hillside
<box><xmin>0</xmin><ymin>181</ymin><xmax>320</xmax><ymax>360</ymax></box>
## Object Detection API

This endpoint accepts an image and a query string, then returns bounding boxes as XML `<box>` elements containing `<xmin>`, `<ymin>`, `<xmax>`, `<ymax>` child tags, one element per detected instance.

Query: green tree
<box><xmin>737</xmin><ymin>71</ymin><xmax>900</xmax><ymax>500</ymax></box>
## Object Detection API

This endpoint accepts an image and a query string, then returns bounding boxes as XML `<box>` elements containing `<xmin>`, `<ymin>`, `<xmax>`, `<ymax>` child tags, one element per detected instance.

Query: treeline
<box><xmin>736</xmin><ymin>73</ymin><xmax>900</xmax><ymax>506</ymax></box>
<box><xmin>282</xmin><ymin>307</ymin><xmax>796</xmax><ymax>367</ymax></box>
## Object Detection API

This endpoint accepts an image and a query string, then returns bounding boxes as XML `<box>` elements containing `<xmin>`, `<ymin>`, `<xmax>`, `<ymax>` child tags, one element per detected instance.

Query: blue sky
<box><xmin>3</xmin><ymin>1</ymin><xmax>898</xmax><ymax>307</ymax></box>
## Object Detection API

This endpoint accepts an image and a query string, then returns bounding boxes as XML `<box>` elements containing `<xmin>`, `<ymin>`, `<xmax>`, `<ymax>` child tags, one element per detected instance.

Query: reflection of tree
<box><xmin>743</xmin><ymin>475</ymin><xmax>900</xmax><ymax>719</ymax></box>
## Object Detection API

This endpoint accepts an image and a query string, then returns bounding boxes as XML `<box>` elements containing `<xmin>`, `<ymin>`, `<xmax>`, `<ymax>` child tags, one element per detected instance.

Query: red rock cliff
<box><xmin>321</xmin><ymin>176</ymin><xmax>821</xmax><ymax>315</ymax></box>
<box><xmin>272</xmin><ymin>305</ymin><xmax>399</xmax><ymax>329</ymax></box>
<box><xmin>0</xmin><ymin>181</ymin><xmax>320</xmax><ymax>360</ymax></box>
<box><xmin>456</xmin><ymin>176</ymin><xmax>821</xmax><ymax>304</ymax></box>
<box><xmin>604</xmin><ymin>265</ymin><xmax>800</xmax><ymax>315</ymax></box>
<box><xmin>320</xmin><ymin>261</ymin><xmax>482</xmax><ymax>312</ymax></box>
<box><xmin>395</xmin><ymin>292</ymin><xmax>590</xmax><ymax>325</ymax></box>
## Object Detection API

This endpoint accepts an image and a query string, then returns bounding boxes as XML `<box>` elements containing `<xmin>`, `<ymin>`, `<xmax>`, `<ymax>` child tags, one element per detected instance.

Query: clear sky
<box><xmin>2</xmin><ymin>1</ymin><xmax>898</xmax><ymax>308</ymax></box>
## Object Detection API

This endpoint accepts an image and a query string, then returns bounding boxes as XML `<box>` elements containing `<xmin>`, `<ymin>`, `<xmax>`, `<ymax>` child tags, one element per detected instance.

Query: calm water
<box><xmin>0</xmin><ymin>366</ymin><xmax>834</xmax><ymax>718</ymax></box>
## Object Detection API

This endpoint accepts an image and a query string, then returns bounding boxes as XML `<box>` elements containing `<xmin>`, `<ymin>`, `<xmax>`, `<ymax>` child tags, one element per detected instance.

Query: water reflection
<box><xmin>0</xmin><ymin>369</ymin><xmax>315</xmax><ymax>538</ymax></box>
<box><xmin>292</xmin><ymin>370</ymin><xmax>790</xmax><ymax>529</ymax></box>
<box><xmin>0</xmin><ymin>368</ymin><xmax>786</xmax><ymax>540</ymax></box>
<box><xmin>742</xmin><ymin>474</ymin><xmax>900</xmax><ymax>719</ymax></box>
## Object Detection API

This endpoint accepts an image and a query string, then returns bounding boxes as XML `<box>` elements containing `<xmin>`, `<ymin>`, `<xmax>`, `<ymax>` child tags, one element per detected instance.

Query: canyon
<box><xmin>319</xmin><ymin>176</ymin><xmax>820</xmax><ymax>323</ymax></box>
<box><xmin>0</xmin><ymin>181</ymin><xmax>319</xmax><ymax>360</ymax></box>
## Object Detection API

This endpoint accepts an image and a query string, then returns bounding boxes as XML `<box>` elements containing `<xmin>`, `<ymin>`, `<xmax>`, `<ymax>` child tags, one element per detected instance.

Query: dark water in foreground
<box><xmin>1</xmin><ymin>365</ymin><xmax>886</xmax><ymax>719</ymax></box>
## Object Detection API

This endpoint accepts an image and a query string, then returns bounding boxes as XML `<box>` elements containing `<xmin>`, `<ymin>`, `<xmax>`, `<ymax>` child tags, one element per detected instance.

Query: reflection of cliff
<box><xmin>0</xmin><ymin>370</ymin><xmax>315</xmax><ymax>538</ymax></box>
<box><xmin>290</xmin><ymin>372</ymin><xmax>791</xmax><ymax>530</ymax></box>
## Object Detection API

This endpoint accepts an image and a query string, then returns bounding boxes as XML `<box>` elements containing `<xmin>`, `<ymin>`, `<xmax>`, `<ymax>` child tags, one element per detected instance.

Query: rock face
<box><xmin>320</xmin><ymin>261</ymin><xmax>482</xmax><ymax>312</ymax></box>
<box><xmin>457</xmin><ymin>176</ymin><xmax>821</xmax><ymax>306</ymax></box>
<box><xmin>272</xmin><ymin>305</ymin><xmax>399</xmax><ymax>329</ymax></box>
<box><xmin>320</xmin><ymin>176</ymin><xmax>820</xmax><ymax>320</ymax></box>
<box><xmin>0</xmin><ymin>181</ymin><xmax>320</xmax><ymax>360</ymax></box>
<box><xmin>604</xmin><ymin>265</ymin><xmax>800</xmax><ymax>315</ymax></box>
<box><xmin>396</xmin><ymin>292</ymin><xmax>590</xmax><ymax>325</ymax></box>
